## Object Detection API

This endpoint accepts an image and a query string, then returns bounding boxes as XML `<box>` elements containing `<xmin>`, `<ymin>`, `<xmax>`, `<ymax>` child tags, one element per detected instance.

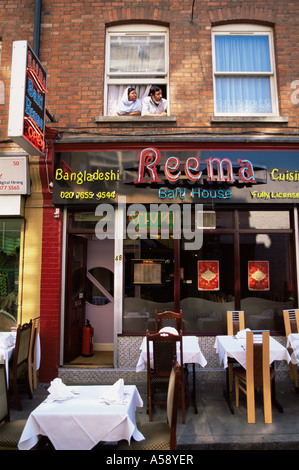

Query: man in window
<box><xmin>141</xmin><ymin>86</ymin><xmax>168</xmax><ymax>116</ymax></box>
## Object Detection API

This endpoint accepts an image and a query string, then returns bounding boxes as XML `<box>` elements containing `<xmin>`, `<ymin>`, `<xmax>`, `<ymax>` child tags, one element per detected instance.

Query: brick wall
<box><xmin>0</xmin><ymin>0</ymin><xmax>298</xmax><ymax>142</ymax></box>
<box><xmin>39</xmin><ymin>205</ymin><xmax>62</xmax><ymax>381</ymax></box>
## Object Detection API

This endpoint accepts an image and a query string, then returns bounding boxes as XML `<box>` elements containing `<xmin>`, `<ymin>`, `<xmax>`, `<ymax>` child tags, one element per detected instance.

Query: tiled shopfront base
<box><xmin>58</xmin><ymin>336</ymin><xmax>290</xmax><ymax>385</ymax></box>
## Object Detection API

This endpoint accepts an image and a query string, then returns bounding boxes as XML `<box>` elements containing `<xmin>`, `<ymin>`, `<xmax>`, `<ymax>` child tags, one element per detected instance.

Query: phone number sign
<box><xmin>0</xmin><ymin>156</ymin><xmax>30</xmax><ymax>195</ymax></box>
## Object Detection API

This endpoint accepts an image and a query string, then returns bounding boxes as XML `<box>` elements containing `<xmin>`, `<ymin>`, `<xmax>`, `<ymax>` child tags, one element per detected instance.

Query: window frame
<box><xmin>104</xmin><ymin>24</ymin><xmax>169</xmax><ymax>116</ymax></box>
<box><xmin>211</xmin><ymin>24</ymin><xmax>279</xmax><ymax>117</ymax></box>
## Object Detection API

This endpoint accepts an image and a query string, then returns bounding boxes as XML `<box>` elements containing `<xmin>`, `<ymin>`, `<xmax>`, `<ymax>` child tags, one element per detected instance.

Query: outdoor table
<box><xmin>18</xmin><ymin>384</ymin><xmax>144</xmax><ymax>450</ymax></box>
<box><xmin>214</xmin><ymin>334</ymin><xmax>291</xmax><ymax>414</ymax></box>
<box><xmin>137</xmin><ymin>334</ymin><xmax>207</xmax><ymax>413</ymax></box>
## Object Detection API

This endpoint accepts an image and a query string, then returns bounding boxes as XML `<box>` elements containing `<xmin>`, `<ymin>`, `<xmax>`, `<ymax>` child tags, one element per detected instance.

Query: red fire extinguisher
<box><xmin>82</xmin><ymin>319</ymin><xmax>94</xmax><ymax>357</ymax></box>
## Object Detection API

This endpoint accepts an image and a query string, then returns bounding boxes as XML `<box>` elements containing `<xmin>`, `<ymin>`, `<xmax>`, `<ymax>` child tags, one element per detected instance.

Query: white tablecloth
<box><xmin>287</xmin><ymin>333</ymin><xmax>299</xmax><ymax>364</ymax></box>
<box><xmin>214</xmin><ymin>335</ymin><xmax>291</xmax><ymax>369</ymax></box>
<box><xmin>18</xmin><ymin>384</ymin><xmax>144</xmax><ymax>450</ymax></box>
<box><xmin>0</xmin><ymin>332</ymin><xmax>16</xmax><ymax>384</ymax></box>
<box><xmin>136</xmin><ymin>335</ymin><xmax>207</xmax><ymax>372</ymax></box>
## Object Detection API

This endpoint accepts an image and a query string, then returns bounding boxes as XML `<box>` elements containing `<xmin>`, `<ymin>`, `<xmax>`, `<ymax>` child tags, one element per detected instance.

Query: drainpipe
<box><xmin>33</xmin><ymin>0</ymin><xmax>42</xmax><ymax>57</ymax></box>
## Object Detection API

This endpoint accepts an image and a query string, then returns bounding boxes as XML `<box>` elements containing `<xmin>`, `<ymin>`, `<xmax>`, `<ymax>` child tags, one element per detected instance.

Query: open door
<box><xmin>64</xmin><ymin>235</ymin><xmax>87</xmax><ymax>363</ymax></box>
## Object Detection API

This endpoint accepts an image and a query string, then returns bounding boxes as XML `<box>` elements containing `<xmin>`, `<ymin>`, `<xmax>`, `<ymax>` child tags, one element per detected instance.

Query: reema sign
<box><xmin>8</xmin><ymin>41</ymin><xmax>47</xmax><ymax>156</ymax></box>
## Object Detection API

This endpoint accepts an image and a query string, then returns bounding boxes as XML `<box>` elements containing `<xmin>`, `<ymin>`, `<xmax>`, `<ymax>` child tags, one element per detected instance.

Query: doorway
<box><xmin>64</xmin><ymin>234</ymin><xmax>114</xmax><ymax>367</ymax></box>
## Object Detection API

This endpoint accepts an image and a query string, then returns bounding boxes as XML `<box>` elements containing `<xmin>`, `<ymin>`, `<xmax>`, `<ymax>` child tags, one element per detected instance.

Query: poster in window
<box><xmin>198</xmin><ymin>261</ymin><xmax>219</xmax><ymax>291</ymax></box>
<box><xmin>248</xmin><ymin>261</ymin><xmax>270</xmax><ymax>291</ymax></box>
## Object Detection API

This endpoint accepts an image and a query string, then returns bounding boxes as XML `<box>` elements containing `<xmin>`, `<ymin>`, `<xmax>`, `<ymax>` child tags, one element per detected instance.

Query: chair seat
<box><xmin>233</xmin><ymin>365</ymin><xmax>274</xmax><ymax>382</ymax></box>
<box><xmin>0</xmin><ymin>419</ymin><xmax>27</xmax><ymax>449</ymax></box>
<box><xmin>117</xmin><ymin>422</ymin><xmax>171</xmax><ymax>450</ymax></box>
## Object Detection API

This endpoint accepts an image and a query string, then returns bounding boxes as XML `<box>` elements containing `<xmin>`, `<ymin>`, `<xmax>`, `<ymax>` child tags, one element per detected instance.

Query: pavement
<box><xmin>9</xmin><ymin>376</ymin><xmax>299</xmax><ymax>451</ymax></box>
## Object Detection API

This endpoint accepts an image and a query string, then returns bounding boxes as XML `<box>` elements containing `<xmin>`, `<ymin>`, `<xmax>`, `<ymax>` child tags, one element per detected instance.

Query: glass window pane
<box><xmin>215</xmin><ymin>35</ymin><xmax>271</xmax><ymax>72</ymax></box>
<box><xmin>240</xmin><ymin>233</ymin><xmax>295</xmax><ymax>331</ymax></box>
<box><xmin>110</xmin><ymin>35</ymin><xmax>165</xmax><ymax>74</ymax></box>
<box><xmin>239</xmin><ymin>211</ymin><xmax>290</xmax><ymax>229</ymax></box>
<box><xmin>123</xmin><ymin>236</ymin><xmax>174</xmax><ymax>332</ymax></box>
<box><xmin>86</xmin><ymin>268</ymin><xmax>114</xmax><ymax>305</ymax></box>
<box><xmin>180</xmin><ymin>234</ymin><xmax>234</xmax><ymax>333</ymax></box>
<box><xmin>216</xmin><ymin>76</ymin><xmax>272</xmax><ymax>113</ymax></box>
<box><xmin>0</xmin><ymin>219</ymin><xmax>21</xmax><ymax>323</ymax></box>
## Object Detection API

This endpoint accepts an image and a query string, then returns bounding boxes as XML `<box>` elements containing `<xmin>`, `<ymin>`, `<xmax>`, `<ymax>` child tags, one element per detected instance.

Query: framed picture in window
<box><xmin>198</xmin><ymin>261</ymin><xmax>219</xmax><ymax>291</ymax></box>
<box><xmin>132</xmin><ymin>259</ymin><xmax>164</xmax><ymax>285</ymax></box>
<box><xmin>248</xmin><ymin>261</ymin><xmax>270</xmax><ymax>291</ymax></box>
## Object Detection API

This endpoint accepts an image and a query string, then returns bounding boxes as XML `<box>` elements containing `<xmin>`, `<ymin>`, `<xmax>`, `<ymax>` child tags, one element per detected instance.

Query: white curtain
<box><xmin>108</xmin><ymin>84</ymin><xmax>151</xmax><ymax>116</ymax></box>
<box><xmin>215</xmin><ymin>35</ymin><xmax>272</xmax><ymax>113</ymax></box>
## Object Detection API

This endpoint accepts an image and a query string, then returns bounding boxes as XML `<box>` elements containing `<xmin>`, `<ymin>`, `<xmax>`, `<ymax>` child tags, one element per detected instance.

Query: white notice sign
<box><xmin>0</xmin><ymin>156</ymin><xmax>30</xmax><ymax>195</ymax></box>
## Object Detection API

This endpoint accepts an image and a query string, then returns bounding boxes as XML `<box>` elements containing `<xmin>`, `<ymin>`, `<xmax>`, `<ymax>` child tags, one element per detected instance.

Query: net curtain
<box><xmin>215</xmin><ymin>35</ymin><xmax>272</xmax><ymax>114</ymax></box>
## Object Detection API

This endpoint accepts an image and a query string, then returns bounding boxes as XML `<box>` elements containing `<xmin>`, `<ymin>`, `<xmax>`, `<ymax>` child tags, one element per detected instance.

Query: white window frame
<box><xmin>104</xmin><ymin>24</ymin><xmax>169</xmax><ymax>116</ymax></box>
<box><xmin>211</xmin><ymin>24</ymin><xmax>279</xmax><ymax>117</ymax></box>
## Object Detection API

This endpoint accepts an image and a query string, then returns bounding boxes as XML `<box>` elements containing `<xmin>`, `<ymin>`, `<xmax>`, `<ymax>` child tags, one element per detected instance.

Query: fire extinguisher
<box><xmin>82</xmin><ymin>319</ymin><xmax>94</xmax><ymax>357</ymax></box>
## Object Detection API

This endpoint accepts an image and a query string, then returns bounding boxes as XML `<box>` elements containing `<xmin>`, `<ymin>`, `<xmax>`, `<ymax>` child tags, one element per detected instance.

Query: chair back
<box><xmin>227</xmin><ymin>311</ymin><xmax>245</xmax><ymax>336</ymax></box>
<box><xmin>155</xmin><ymin>309</ymin><xmax>183</xmax><ymax>332</ymax></box>
<box><xmin>13</xmin><ymin>321</ymin><xmax>32</xmax><ymax>369</ymax></box>
<box><xmin>0</xmin><ymin>364</ymin><xmax>9</xmax><ymax>423</ymax></box>
<box><xmin>283</xmin><ymin>309</ymin><xmax>299</xmax><ymax>336</ymax></box>
<box><xmin>146</xmin><ymin>328</ymin><xmax>183</xmax><ymax>377</ymax></box>
<box><xmin>166</xmin><ymin>362</ymin><xmax>181</xmax><ymax>450</ymax></box>
<box><xmin>246</xmin><ymin>331</ymin><xmax>270</xmax><ymax>389</ymax></box>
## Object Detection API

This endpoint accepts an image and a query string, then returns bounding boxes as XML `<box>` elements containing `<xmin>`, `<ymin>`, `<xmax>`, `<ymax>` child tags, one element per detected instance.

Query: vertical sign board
<box><xmin>8</xmin><ymin>41</ymin><xmax>47</xmax><ymax>156</ymax></box>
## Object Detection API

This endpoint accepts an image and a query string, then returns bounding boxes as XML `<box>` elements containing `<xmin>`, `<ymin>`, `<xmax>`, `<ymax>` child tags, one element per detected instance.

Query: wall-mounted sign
<box><xmin>8</xmin><ymin>41</ymin><xmax>47</xmax><ymax>156</ymax></box>
<box><xmin>0</xmin><ymin>156</ymin><xmax>30</xmax><ymax>195</ymax></box>
<box><xmin>52</xmin><ymin>150</ymin><xmax>299</xmax><ymax>205</ymax></box>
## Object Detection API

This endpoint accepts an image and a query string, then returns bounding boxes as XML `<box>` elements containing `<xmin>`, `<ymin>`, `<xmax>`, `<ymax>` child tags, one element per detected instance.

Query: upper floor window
<box><xmin>212</xmin><ymin>24</ymin><xmax>278</xmax><ymax>116</ymax></box>
<box><xmin>105</xmin><ymin>24</ymin><xmax>169</xmax><ymax>116</ymax></box>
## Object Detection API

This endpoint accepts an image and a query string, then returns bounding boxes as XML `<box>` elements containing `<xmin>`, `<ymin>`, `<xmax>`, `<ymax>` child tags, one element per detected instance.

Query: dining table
<box><xmin>136</xmin><ymin>333</ymin><xmax>207</xmax><ymax>414</ymax></box>
<box><xmin>214</xmin><ymin>333</ymin><xmax>291</xmax><ymax>414</ymax></box>
<box><xmin>18</xmin><ymin>384</ymin><xmax>144</xmax><ymax>450</ymax></box>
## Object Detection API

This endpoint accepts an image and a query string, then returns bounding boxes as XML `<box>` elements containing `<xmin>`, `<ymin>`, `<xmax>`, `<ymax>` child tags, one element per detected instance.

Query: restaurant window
<box><xmin>212</xmin><ymin>24</ymin><xmax>279</xmax><ymax>116</ymax></box>
<box><xmin>105</xmin><ymin>24</ymin><xmax>169</xmax><ymax>115</ymax></box>
<box><xmin>0</xmin><ymin>219</ymin><xmax>21</xmax><ymax>325</ymax></box>
<box><xmin>123</xmin><ymin>206</ymin><xmax>175</xmax><ymax>332</ymax></box>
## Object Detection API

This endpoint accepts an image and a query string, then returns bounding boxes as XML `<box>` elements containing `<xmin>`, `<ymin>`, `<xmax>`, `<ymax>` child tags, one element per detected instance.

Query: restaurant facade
<box><xmin>0</xmin><ymin>0</ymin><xmax>298</xmax><ymax>382</ymax></box>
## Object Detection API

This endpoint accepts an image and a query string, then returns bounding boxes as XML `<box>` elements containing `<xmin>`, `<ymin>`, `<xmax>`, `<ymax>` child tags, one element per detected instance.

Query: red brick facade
<box><xmin>0</xmin><ymin>0</ymin><xmax>298</xmax><ymax>380</ymax></box>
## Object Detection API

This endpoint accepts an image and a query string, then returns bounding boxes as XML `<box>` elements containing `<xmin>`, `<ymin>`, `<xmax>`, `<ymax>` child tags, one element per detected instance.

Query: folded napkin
<box><xmin>235</xmin><ymin>328</ymin><xmax>251</xmax><ymax>339</ymax></box>
<box><xmin>159</xmin><ymin>327</ymin><xmax>179</xmax><ymax>336</ymax></box>
<box><xmin>46</xmin><ymin>378</ymin><xmax>75</xmax><ymax>401</ymax></box>
<box><xmin>99</xmin><ymin>378</ymin><xmax>126</xmax><ymax>405</ymax></box>
<box><xmin>0</xmin><ymin>333</ymin><xmax>15</xmax><ymax>349</ymax></box>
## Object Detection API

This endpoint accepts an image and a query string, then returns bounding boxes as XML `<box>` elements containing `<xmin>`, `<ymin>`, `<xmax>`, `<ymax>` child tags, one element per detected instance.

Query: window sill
<box><xmin>94</xmin><ymin>115</ymin><xmax>177</xmax><ymax>124</ymax></box>
<box><xmin>211</xmin><ymin>116</ymin><xmax>289</xmax><ymax>123</ymax></box>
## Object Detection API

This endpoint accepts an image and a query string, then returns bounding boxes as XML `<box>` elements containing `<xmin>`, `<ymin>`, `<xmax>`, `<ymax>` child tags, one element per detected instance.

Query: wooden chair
<box><xmin>146</xmin><ymin>328</ymin><xmax>186</xmax><ymax>423</ymax></box>
<box><xmin>9</xmin><ymin>321</ymin><xmax>33</xmax><ymax>410</ymax></box>
<box><xmin>155</xmin><ymin>309</ymin><xmax>183</xmax><ymax>332</ymax></box>
<box><xmin>227</xmin><ymin>310</ymin><xmax>245</xmax><ymax>336</ymax></box>
<box><xmin>117</xmin><ymin>362</ymin><xmax>181</xmax><ymax>450</ymax></box>
<box><xmin>227</xmin><ymin>311</ymin><xmax>245</xmax><ymax>392</ymax></box>
<box><xmin>28</xmin><ymin>317</ymin><xmax>40</xmax><ymax>393</ymax></box>
<box><xmin>283</xmin><ymin>309</ymin><xmax>299</xmax><ymax>387</ymax></box>
<box><xmin>233</xmin><ymin>331</ymin><xmax>274</xmax><ymax>424</ymax></box>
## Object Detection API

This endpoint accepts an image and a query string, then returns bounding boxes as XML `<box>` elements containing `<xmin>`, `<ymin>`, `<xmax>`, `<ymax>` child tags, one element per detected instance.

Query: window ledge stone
<box><xmin>94</xmin><ymin>115</ymin><xmax>177</xmax><ymax>124</ymax></box>
<box><xmin>211</xmin><ymin>116</ymin><xmax>289</xmax><ymax>123</ymax></box>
